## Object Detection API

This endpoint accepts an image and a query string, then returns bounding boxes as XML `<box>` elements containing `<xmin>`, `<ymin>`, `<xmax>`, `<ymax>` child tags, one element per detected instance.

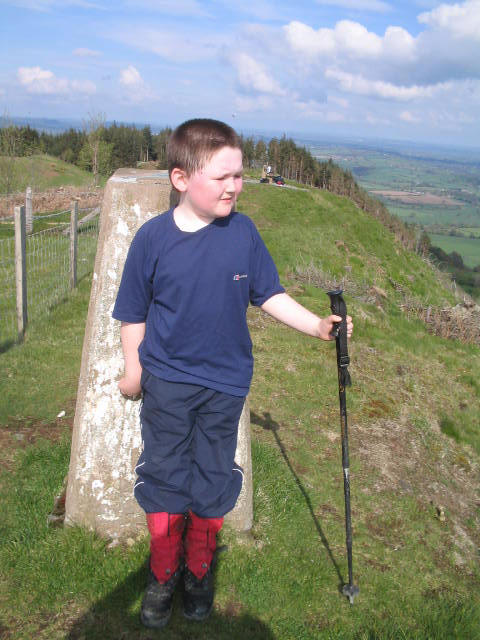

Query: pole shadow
<box><xmin>65</xmin><ymin>560</ymin><xmax>276</xmax><ymax>640</ymax></box>
<box><xmin>250</xmin><ymin>410</ymin><xmax>344</xmax><ymax>590</ymax></box>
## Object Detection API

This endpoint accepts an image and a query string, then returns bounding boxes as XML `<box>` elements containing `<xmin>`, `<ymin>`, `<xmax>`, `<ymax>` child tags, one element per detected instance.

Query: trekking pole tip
<box><xmin>342</xmin><ymin>583</ymin><xmax>359</xmax><ymax>605</ymax></box>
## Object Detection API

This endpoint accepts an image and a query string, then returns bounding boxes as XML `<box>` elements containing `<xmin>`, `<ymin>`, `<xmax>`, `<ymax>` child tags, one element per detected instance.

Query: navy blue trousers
<box><xmin>134</xmin><ymin>371</ymin><xmax>245</xmax><ymax>518</ymax></box>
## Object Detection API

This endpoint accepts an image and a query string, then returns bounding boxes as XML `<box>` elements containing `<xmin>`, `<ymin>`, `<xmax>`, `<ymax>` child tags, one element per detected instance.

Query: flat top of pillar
<box><xmin>110</xmin><ymin>168</ymin><xmax>170</xmax><ymax>184</ymax></box>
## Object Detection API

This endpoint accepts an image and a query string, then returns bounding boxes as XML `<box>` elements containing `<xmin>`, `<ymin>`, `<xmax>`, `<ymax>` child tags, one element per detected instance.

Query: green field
<box><xmin>429</xmin><ymin>234</ymin><xmax>480</xmax><ymax>268</ymax></box>
<box><xmin>0</xmin><ymin>153</ymin><xmax>98</xmax><ymax>194</ymax></box>
<box><xmin>386</xmin><ymin>202</ymin><xmax>480</xmax><ymax>229</ymax></box>
<box><xmin>1</xmin><ymin>182</ymin><xmax>479</xmax><ymax>639</ymax></box>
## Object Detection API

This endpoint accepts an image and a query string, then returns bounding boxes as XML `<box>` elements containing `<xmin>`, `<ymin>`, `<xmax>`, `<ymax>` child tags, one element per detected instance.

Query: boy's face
<box><xmin>179</xmin><ymin>146</ymin><xmax>243</xmax><ymax>223</ymax></box>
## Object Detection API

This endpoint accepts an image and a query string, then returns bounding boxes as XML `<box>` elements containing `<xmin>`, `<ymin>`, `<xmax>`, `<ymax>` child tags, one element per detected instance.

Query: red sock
<box><xmin>184</xmin><ymin>511</ymin><xmax>223</xmax><ymax>579</ymax></box>
<box><xmin>147</xmin><ymin>512</ymin><xmax>186</xmax><ymax>583</ymax></box>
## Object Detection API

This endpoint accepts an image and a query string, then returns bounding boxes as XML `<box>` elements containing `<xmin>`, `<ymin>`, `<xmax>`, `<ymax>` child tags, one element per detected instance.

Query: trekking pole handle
<box><xmin>327</xmin><ymin>289</ymin><xmax>344</xmax><ymax>338</ymax></box>
<box><xmin>327</xmin><ymin>289</ymin><xmax>351</xmax><ymax>387</ymax></box>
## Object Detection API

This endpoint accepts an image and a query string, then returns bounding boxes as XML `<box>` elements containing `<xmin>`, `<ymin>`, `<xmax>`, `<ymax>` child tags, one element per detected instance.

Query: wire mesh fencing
<box><xmin>0</xmin><ymin>235</ymin><xmax>16</xmax><ymax>348</ymax></box>
<box><xmin>0</xmin><ymin>208</ymin><xmax>99</xmax><ymax>350</ymax></box>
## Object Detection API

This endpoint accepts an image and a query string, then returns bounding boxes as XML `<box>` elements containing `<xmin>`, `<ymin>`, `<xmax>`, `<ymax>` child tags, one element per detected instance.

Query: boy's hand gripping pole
<box><xmin>327</xmin><ymin>290</ymin><xmax>359</xmax><ymax>605</ymax></box>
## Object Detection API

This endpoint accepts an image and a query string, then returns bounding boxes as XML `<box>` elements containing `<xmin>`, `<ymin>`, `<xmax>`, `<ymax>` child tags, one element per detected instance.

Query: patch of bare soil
<box><xmin>0</xmin><ymin>186</ymin><xmax>103</xmax><ymax>218</ymax></box>
<box><xmin>0</xmin><ymin>412</ymin><xmax>74</xmax><ymax>471</ymax></box>
<box><xmin>370</xmin><ymin>190</ymin><xmax>465</xmax><ymax>207</ymax></box>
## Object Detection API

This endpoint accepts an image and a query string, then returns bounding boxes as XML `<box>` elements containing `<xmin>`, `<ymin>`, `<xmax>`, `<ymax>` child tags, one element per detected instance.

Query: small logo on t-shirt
<box><xmin>233</xmin><ymin>273</ymin><xmax>248</xmax><ymax>281</ymax></box>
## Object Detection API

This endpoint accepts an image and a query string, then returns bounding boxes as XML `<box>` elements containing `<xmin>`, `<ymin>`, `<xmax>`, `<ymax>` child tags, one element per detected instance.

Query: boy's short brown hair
<box><xmin>167</xmin><ymin>118</ymin><xmax>242</xmax><ymax>178</ymax></box>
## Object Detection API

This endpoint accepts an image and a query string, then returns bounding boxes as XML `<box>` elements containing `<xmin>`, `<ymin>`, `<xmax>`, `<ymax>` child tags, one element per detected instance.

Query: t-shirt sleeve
<box><xmin>248</xmin><ymin>221</ymin><xmax>285</xmax><ymax>306</ymax></box>
<box><xmin>112</xmin><ymin>225</ymin><xmax>154</xmax><ymax>322</ymax></box>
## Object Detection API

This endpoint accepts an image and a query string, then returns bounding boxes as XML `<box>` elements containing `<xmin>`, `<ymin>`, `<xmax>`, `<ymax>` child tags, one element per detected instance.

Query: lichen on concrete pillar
<box><xmin>65</xmin><ymin>168</ymin><xmax>253</xmax><ymax>540</ymax></box>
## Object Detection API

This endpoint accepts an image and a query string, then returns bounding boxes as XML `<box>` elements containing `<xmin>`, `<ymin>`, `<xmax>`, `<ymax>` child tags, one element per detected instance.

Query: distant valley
<box><xmin>302</xmin><ymin>136</ymin><xmax>480</xmax><ymax>270</ymax></box>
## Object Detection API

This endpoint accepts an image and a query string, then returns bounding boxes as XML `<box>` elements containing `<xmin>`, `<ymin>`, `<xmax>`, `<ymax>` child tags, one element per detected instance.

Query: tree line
<box><xmin>1</xmin><ymin>121</ymin><xmax>415</xmax><ymax>247</ymax></box>
<box><xmin>5</xmin><ymin>119</ymin><xmax>478</xmax><ymax>296</ymax></box>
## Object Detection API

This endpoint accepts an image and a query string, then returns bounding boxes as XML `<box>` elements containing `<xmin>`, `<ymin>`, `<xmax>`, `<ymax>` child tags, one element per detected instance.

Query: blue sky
<box><xmin>1</xmin><ymin>0</ymin><xmax>479</xmax><ymax>146</ymax></box>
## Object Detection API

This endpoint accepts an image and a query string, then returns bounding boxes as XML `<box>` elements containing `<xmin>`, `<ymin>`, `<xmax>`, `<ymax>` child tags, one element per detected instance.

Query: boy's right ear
<box><xmin>170</xmin><ymin>167</ymin><xmax>189</xmax><ymax>193</ymax></box>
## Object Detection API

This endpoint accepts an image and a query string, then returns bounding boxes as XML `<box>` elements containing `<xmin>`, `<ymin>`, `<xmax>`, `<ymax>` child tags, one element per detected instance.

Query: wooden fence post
<box><xmin>14</xmin><ymin>205</ymin><xmax>27</xmax><ymax>341</ymax></box>
<box><xmin>70</xmin><ymin>201</ymin><xmax>78</xmax><ymax>289</ymax></box>
<box><xmin>25</xmin><ymin>186</ymin><xmax>33</xmax><ymax>234</ymax></box>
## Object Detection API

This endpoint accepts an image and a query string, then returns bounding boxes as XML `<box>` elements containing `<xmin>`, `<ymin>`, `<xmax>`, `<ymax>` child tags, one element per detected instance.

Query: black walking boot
<box><xmin>183</xmin><ymin>565</ymin><xmax>214</xmax><ymax>622</ymax></box>
<box><xmin>140</xmin><ymin>564</ymin><xmax>183</xmax><ymax>629</ymax></box>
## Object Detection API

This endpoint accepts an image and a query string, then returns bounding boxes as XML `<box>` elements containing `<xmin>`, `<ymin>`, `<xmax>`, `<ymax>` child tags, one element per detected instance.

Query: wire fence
<box><xmin>0</xmin><ymin>208</ymin><xmax>99</xmax><ymax>350</ymax></box>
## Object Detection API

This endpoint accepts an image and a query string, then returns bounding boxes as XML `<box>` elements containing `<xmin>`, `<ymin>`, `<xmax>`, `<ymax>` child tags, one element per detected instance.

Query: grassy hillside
<box><xmin>0</xmin><ymin>153</ymin><xmax>95</xmax><ymax>194</ymax></box>
<box><xmin>0</xmin><ymin>182</ymin><xmax>479</xmax><ymax>639</ymax></box>
<box><xmin>308</xmin><ymin>141</ymin><xmax>480</xmax><ymax>272</ymax></box>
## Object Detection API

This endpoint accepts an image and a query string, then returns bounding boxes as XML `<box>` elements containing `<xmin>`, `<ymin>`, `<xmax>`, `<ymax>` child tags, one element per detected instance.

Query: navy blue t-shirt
<box><xmin>112</xmin><ymin>209</ymin><xmax>284</xmax><ymax>396</ymax></box>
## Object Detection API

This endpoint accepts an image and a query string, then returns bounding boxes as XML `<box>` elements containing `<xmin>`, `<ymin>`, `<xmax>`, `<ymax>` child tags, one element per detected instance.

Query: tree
<box><xmin>154</xmin><ymin>127</ymin><xmax>172</xmax><ymax>170</ymax></box>
<box><xmin>242</xmin><ymin>136</ymin><xmax>255</xmax><ymax>168</ymax></box>
<box><xmin>81</xmin><ymin>112</ymin><xmax>112</xmax><ymax>185</ymax></box>
<box><xmin>254</xmin><ymin>140</ymin><xmax>267</xmax><ymax>167</ymax></box>
<box><xmin>0</xmin><ymin>114</ymin><xmax>21</xmax><ymax>196</ymax></box>
<box><xmin>78</xmin><ymin>138</ymin><xmax>114</xmax><ymax>178</ymax></box>
<box><xmin>141</xmin><ymin>126</ymin><xmax>154</xmax><ymax>162</ymax></box>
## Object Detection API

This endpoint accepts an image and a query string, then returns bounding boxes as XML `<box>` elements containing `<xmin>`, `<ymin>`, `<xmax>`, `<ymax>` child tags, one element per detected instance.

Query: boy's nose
<box><xmin>224</xmin><ymin>175</ymin><xmax>239</xmax><ymax>193</ymax></box>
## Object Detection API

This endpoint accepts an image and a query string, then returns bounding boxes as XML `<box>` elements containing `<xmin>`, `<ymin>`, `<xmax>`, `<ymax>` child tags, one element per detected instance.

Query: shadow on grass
<box><xmin>251</xmin><ymin>410</ymin><xmax>344</xmax><ymax>591</ymax></box>
<box><xmin>0</xmin><ymin>337</ymin><xmax>16</xmax><ymax>354</ymax></box>
<box><xmin>66</xmin><ymin>563</ymin><xmax>276</xmax><ymax>640</ymax></box>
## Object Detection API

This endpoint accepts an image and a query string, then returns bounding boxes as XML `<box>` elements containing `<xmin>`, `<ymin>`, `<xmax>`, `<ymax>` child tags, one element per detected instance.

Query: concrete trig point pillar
<box><xmin>65</xmin><ymin>169</ymin><xmax>253</xmax><ymax>540</ymax></box>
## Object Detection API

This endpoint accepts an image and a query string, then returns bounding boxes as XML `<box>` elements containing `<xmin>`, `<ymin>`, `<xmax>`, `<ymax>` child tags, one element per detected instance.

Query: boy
<box><xmin>112</xmin><ymin>119</ymin><xmax>353</xmax><ymax>629</ymax></box>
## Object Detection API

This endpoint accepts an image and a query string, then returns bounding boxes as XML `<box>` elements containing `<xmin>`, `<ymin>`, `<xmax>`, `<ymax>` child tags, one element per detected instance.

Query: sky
<box><xmin>1</xmin><ymin>0</ymin><xmax>480</xmax><ymax>147</ymax></box>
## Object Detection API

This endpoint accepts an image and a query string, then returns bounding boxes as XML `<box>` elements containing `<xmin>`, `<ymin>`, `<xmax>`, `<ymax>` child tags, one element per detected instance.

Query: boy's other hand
<box><xmin>319</xmin><ymin>314</ymin><xmax>353</xmax><ymax>341</ymax></box>
<box><xmin>118</xmin><ymin>374</ymin><xmax>142</xmax><ymax>399</ymax></box>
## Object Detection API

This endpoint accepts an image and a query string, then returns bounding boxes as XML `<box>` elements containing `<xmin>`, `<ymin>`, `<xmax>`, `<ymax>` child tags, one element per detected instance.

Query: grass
<box><xmin>0</xmin><ymin>277</ymin><xmax>92</xmax><ymax>423</ymax></box>
<box><xmin>0</xmin><ymin>210</ymin><xmax>92</xmax><ymax>238</ymax></box>
<box><xmin>0</xmin><ymin>216</ymin><xmax>99</xmax><ymax>352</ymax></box>
<box><xmin>1</xmin><ymin>182</ymin><xmax>479</xmax><ymax>638</ymax></box>
<box><xmin>0</xmin><ymin>154</ymin><xmax>96</xmax><ymax>194</ymax></box>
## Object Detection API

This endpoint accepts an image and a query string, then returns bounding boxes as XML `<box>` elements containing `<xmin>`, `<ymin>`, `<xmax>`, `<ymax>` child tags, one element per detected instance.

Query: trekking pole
<box><xmin>327</xmin><ymin>289</ymin><xmax>359</xmax><ymax>605</ymax></box>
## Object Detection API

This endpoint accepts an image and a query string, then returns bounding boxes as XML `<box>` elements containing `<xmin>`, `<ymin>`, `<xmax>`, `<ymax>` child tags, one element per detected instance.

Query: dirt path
<box><xmin>0</xmin><ymin>186</ymin><xmax>103</xmax><ymax>218</ymax></box>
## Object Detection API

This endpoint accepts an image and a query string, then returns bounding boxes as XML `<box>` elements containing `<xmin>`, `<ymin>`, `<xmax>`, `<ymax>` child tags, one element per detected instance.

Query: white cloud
<box><xmin>18</xmin><ymin>66</ymin><xmax>68</xmax><ymax>94</ymax></box>
<box><xmin>284</xmin><ymin>20</ymin><xmax>414</xmax><ymax>62</ymax></box>
<box><xmin>334</xmin><ymin>20</ymin><xmax>383</xmax><ymax>56</ymax></box>
<box><xmin>418</xmin><ymin>0</ymin><xmax>480</xmax><ymax>40</ymax></box>
<box><xmin>17</xmin><ymin>66</ymin><xmax>96</xmax><ymax>95</ymax></box>
<box><xmin>232</xmin><ymin>53</ymin><xmax>286</xmax><ymax>96</ymax></box>
<box><xmin>283</xmin><ymin>21</ymin><xmax>336</xmax><ymax>58</ymax></box>
<box><xmin>120</xmin><ymin>65</ymin><xmax>143</xmax><ymax>88</ymax></box>
<box><xmin>118</xmin><ymin>65</ymin><xmax>154</xmax><ymax>103</ymax></box>
<box><xmin>325</xmin><ymin>68</ymin><xmax>451</xmax><ymax>100</ymax></box>
<box><xmin>315</xmin><ymin>0</ymin><xmax>391</xmax><ymax>11</ymax></box>
<box><xmin>73</xmin><ymin>47</ymin><xmax>101</xmax><ymax>57</ymax></box>
<box><xmin>383</xmin><ymin>26</ymin><xmax>416</xmax><ymax>61</ymax></box>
